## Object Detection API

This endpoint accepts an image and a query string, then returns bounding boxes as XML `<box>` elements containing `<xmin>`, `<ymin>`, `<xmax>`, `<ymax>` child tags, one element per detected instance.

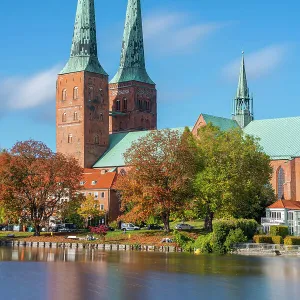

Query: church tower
<box><xmin>56</xmin><ymin>0</ymin><xmax>109</xmax><ymax>168</ymax></box>
<box><xmin>232</xmin><ymin>52</ymin><xmax>254</xmax><ymax>128</ymax></box>
<box><xmin>109</xmin><ymin>0</ymin><xmax>157</xmax><ymax>133</ymax></box>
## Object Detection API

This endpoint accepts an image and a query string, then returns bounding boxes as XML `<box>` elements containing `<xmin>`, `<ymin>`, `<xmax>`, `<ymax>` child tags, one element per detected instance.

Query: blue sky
<box><xmin>0</xmin><ymin>0</ymin><xmax>299</xmax><ymax>150</ymax></box>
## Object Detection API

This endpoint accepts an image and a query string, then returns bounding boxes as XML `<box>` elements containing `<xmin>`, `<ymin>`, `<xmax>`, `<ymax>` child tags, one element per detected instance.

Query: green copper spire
<box><xmin>236</xmin><ymin>52</ymin><xmax>249</xmax><ymax>99</ymax></box>
<box><xmin>60</xmin><ymin>0</ymin><xmax>107</xmax><ymax>75</ymax></box>
<box><xmin>110</xmin><ymin>0</ymin><xmax>154</xmax><ymax>84</ymax></box>
<box><xmin>232</xmin><ymin>52</ymin><xmax>253</xmax><ymax>128</ymax></box>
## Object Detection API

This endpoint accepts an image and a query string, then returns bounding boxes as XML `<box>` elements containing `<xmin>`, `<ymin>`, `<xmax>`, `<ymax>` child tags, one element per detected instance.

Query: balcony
<box><xmin>261</xmin><ymin>218</ymin><xmax>286</xmax><ymax>224</ymax></box>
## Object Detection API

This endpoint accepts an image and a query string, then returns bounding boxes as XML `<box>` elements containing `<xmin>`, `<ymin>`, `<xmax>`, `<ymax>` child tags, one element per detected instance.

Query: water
<box><xmin>0</xmin><ymin>247</ymin><xmax>299</xmax><ymax>300</ymax></box>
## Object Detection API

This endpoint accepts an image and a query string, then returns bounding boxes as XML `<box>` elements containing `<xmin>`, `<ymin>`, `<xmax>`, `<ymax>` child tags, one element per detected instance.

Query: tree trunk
<box><xmin>34</xmin><ymin>224</ymin><xmax>41</xmax><ymax>236</ymax></box>
<box><xmin>204</xmin><ymin>211</ymin><xmax>214</xmax><ymax>232</ymax></box>
<box><xmin>161</xmin><ymin>212</ymin><xmax>170</xmax><ymax>233</ymax></box>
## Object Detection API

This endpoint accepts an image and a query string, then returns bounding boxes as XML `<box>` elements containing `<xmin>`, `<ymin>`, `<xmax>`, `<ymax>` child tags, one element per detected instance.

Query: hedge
<box><xmin>270</xmin><ymin>226</ymin><xmax>289</xmax><ymax>238</ymax></box>
<box><xmin>284</xmin><ymin>236</ymin><xmax>300</xmax><ymax>245</ymax></box>
<box><xmin>213</xmin><ymin>219</ymin><xmax>258</xmax><ymax>254</ymax></box>
<box><xmin>253</xmin><ymin>235</ymin><xmax>283</xmax><ymax>244</ymax></box>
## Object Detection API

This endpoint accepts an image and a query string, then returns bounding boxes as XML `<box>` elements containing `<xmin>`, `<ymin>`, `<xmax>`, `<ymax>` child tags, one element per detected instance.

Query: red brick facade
<box><xmin>56</xmin><ymin>72</ymin><xmax>109</xmax><ymax>168</ymax></box>
<box><xmin>109</xmin><ymin>81</ymin><xmax>157</xmax><ymax>133</ymax></box>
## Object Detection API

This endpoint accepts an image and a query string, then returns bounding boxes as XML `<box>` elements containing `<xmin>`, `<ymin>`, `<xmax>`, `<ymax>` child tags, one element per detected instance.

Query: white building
<box><xmin>261</xmin><ymin>200</ymin><xmax>300</xmax><ymax>236</ymax></box>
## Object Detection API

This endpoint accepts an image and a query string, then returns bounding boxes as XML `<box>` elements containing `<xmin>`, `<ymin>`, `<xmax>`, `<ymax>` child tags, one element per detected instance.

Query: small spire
<box><xmin>60</xmin><ymin>0</ymin><xmax>107</xmax><ymax>75</ymax></box>
<box><xmin>236</xmin><ymin>51</ymin><xmax>249</xmax><ymax>99</ymax></box>
<box><xmin>110</xmin><ymin>0</ymin><xmax>154</xmax><ymax>84</ymax></box>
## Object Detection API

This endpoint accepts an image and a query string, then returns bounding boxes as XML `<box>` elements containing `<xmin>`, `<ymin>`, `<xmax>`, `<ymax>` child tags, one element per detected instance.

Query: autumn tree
<box><xmin>0</xmin><ymin>140</ymin><xmax>83</xmax><ymax>235</ymax></box>
<box><xmin>77</xmin><ymin>194</ymin><xmax>105</xmax><ymax>227</ymax></box>
<box><xmin>194</xmin><ymin>124</ymin><xmax>274</xmax><ymax>231</ymax></box>
<box><xmin>116</xmin><ymin>128</ymin><xmax>201</xmax><ymax>232</ymax></box>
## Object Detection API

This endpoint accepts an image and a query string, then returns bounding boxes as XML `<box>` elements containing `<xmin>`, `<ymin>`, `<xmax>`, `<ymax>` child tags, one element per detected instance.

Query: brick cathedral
<box><xmin>57</xmin><ymin>0</ymin><xmax>300</xmax><ymax>206</ymax></box>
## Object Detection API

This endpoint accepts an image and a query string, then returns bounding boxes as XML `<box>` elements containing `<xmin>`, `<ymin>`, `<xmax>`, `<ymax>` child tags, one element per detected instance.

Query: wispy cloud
<box><xmin>222</xmin><ymin>44</ymin><xmax>289</xmax><ymax>80</ymax></box>
<box><xmin>0</xmin><ymin>65</ymin><xmax>60</xmax><ymax>111</ymax></box>
<box><xmin>143</xmin><ymin>11</ymin><xmax>226</xmax><ymax>54</ymax></box>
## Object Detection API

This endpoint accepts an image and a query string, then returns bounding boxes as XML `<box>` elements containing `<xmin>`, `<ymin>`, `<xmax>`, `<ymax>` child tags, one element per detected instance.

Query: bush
<box><xmin>224</xmin><ymin>229</ymin><xmax>247</xmax><ymax>252</ymax></box>
<box><xmin>270</xmin><ymin>226</ymin><xmax>289</xmax><ymax>238</ymax></box>
<box><xmin>109</xmin><ymin>221</ymin><xmax>119</xmax><ymax>230</ymax></box>
<box><xmin>253</xmin><ymin>235</ymin><xmax>273</xmax><ymax>244</ymax></box>
<box><xmin>284</xmin><ymin>236</ymin><xmax>300</xmax><ymax>245</ymax></box>
<box><xmin>173</xmin><ymin>230</ymin><xmax>194</xmax><ymax>251</ymax></box>
<box><xmin>271</xmin><ymin>236</ymin><xmax>283</xmax><ymax>245</ymax></box>
<box><xmin>212</xmin><ymin>219</ymin><xmax>258</xmax><ymax>254</ymax></box>
<box><xmin>194</xmin><ymin>234</ymin><xmax>213</xmax><ymax>254</ymax></box>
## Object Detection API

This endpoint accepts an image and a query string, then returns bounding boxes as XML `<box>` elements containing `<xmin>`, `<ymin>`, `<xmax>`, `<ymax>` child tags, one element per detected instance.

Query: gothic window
<box><xmin>116</xmin><ymin>100</ymin><xmax>121</xmax><ymax>111</ymax></box>
<box><xmin>277</xmin><ymin>167</ymin><xmax>285</xmax><ymax>199</ymax></box>
<box><xmin>62</xmin><ymin>89</ymin><xmax>67</xmax><ymax>101</ymax></box>
<box><xmin>99</xmin><ymin>89</ymin><xmax>104</xmax><ymax>104</ymax></box>
<box><xmin>68</xmin><ymin>134</ymin><xmax>73</xmax><ymax>144</ymax></box>
<box><xmin>74</xmin><ymin>112</ymin><xmax>78</xmax><ymax>121</ymax></box>
<box><xmin>95</xmin><ymin>135</ymin><xmax>100</xmax><ymax>145</ymax></box>
<box><xmin>88</xmin><ymin>87</ymin><xmax>93</xmax><ymax>100</ymax></box>
<box><xmin>62</xmin><ymin>113</ymin><xmax>67</xmax><ymax>122</ymax></box>
<box><xmin>99</xmin><ymin>113</ymin><xmax>103</xmax><ymax>121</ymax></box>
<box><xmin>120</xmin><ymin>169</ymin><xmax>126</xmax><ymax>176</ymax></box>
<box><xmin>123</xmin><ymin>98</ymin><xmax>127</xmax><ymax>111</ymax></box>
<box><xmin>73</xmin><ymin>87</ymin><xmax>78</xmax><ymax>100</ymax></box>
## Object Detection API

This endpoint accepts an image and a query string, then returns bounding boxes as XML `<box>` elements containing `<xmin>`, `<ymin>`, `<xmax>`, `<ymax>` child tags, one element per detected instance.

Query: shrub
<box><xmin>90</xmin><ymin>225</ymin><xmax>108</xmax><ymax>239</ymax></box>
<box><xmin>271</xmin><ymin>236</ymin><xmax>283</xmax><ymax>245</ymax></box>
<box><xmin>194</xmin><ymin>234</ymin><xmax>213</xmax><ymax>254</ymax></box>
<box><xmin>284</xmin><ymin>236</ymin><xmax>300</xmax><ymax>245</ymax></box>
<box><xmin>253</xmin><ymin>235</ymin><xmax>273</xmax><ymax>244</ymax></box>
<box><xmin>270</xmin><ymin>226</ymin><xmax>289</xmax><ymax>238</ymax></box>
<box><xmin>109</xmin><ymin>221</ymin><xmax>119</xmax><ymax>230</ymax></box>
<box><xmin>173</xmin><ymin>230</ymin><xmax>194</xmax><ymax>251</ymax></box>
<box><xmin>212</xmin><ymin>219</ymin><xmax>258</xmax><ymax>254</ymax></box>
<box><xmin>224</xmin><ymin>229</ymin><xmax>247</xmax><ymax>252</ymax></box>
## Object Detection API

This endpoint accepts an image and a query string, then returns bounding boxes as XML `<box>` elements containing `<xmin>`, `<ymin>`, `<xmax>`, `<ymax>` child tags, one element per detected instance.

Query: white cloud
<box><xmin>143</xmin><ymin>12</ymin><xmax>225</xmax><ymax>54</ymax></box>
<box><xmin>222</xmin><ymin>45</ymin><xmax>289</xmax><ymax>80</ymax></box>
<box><xmin>0</xmin><ymin>65</ymin><xmax>61</xmax><ymax>110</ymax></box>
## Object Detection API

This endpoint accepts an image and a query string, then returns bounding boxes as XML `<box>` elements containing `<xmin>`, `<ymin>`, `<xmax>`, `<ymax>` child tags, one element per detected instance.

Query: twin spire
<box><xmin>61</xmin><ymin>0</ymin><xmax>153</xmax><ymax>85</ymax></box>
<box><xmin>60</xmin><ymin>0</ymin><xmax>107</xmax><ymax>75</ymax></box>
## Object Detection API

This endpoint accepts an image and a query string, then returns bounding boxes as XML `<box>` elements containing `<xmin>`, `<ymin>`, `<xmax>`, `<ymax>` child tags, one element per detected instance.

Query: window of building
<box><xmin>74</xmin><ymin>112</ymin><xmax>78</xmax><ymax>121</ymax></box>
<box><xmin>88</xmin><ymin>86</ymin><xmax>94</xmax><ymax>100</ymax></box>
<box><xmin>101</xmin><ymin>170</ymin><xmax>106</xmax><ymax>175</ymax></box>
<box><xmin>62</xmin><ymin>89</ymin><xmax>67</xmax><ymax>101</ymax></box>
<box><xmin>120</xmin><ymin>169</ymin><xmax>126</xmax><ymax>176</ymax></box>
<box><xmin>73</xmin><ymin>87</ymin><xmax>78</xmax><ymax>100</ymax></box>
<box><xmin>116</xmin><ymin>99</ymin><xmax>120</xmax><ymax>111</ymax></box>
<box><xmin>92</xmin><ymin>181</ymin><xmax>97</xmax><ymax>185</ymax></box>
<box><xmin>101</xmin><ymin>192</ymin><xmax>105</xmax><ymax>198</ymax></box>
<box><xmin>119</xmin><ymin>122</ymin><xmax>123</xmax><ymax>131</ymax></box>
<box><xmin>277</xmin><ymin>167</ymin><xmax>285</xmax><ymax>199</ymax></box>
<box><xmin>288</xmin><ymin>211</ymin><xmax>294</xmax><ymax>221</ymax></box>
<box><xmin>95</xmin><ymin>135</ymin><xmax>99</xmax><ymax>145</ymax></box>
<box><xmin>62</xmin><ymin>113</ymin><xmax>67</xmax><ymax>122</ymax></box>
<box><xmin>100</xmin><ymin>204</ymin><xmax>104</xmax><ymax>211</ymax></box>
<box><xmin>68</xmin><ymin>134</ymin><xmax>73</xmax><ymax>144</ymax></box>
<box><xmin>94</xmin><ymin>192</ymin><xmax>98</xmax><ymax>199</ymax></box>
<box><xmin>99</xmin><ymin>113</ymin><xmax>103</xmax><ymax>121</ymax></box>
<box><xmin>80</xmin><ymin>181</ymin><xmax>86</xmax><ymax>186</ymax></box>
<box><xmin>123</xmin><ymin>98</ymin><xmax>127</xmax><ymax>111</ymax></box>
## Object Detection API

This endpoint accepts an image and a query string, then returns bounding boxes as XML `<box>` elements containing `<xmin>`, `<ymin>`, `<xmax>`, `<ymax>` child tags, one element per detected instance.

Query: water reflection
<box><xmin>0</xmin><ymin>247</ymin><xmax>300</xmax><ymax>300</ymax></box>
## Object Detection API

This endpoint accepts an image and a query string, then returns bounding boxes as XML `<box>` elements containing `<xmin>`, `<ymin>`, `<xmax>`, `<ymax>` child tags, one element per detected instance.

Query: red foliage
<box><xmin>89</xmin><ymin>225</ymin><xmax>108</xmax><ymax>236</ymax></box>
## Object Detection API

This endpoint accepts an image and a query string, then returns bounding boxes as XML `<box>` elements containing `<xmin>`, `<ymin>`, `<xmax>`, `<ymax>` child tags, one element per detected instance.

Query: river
<box><xmin>0</xmin><ymin>247</ymin><xmax>299</xmax><ymax>300</ymax></box>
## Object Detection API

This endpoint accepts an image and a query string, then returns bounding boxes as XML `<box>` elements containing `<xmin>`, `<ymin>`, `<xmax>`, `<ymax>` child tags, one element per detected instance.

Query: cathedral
<box><xmin>56</xmin><ymin>0</ymin><xmax>300</xmax><ymax>214</ymax></box>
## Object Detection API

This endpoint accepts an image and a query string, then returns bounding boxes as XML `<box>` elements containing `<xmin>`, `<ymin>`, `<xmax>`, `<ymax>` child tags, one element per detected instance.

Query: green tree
<box><xmin>194</xmin><ymin>124</ymin><xmax>274</xmax><ymax>231</ymax></box>
<box><xmin>116</xmin><ymin>128</ymin><xmax>201</xmax><ymax>232</ymax></box>
<box><xmin>77</xmin><ymin>195</ymin><xmax>105</xmax><ymax>228</ymax></box>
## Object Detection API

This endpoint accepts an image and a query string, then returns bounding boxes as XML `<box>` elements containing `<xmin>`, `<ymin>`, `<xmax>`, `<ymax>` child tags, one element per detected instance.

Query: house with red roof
<box><xmin>80</xmin><ymin>169</ymin><xmax>119</xmax><ymax>222</ymax></box>
<box><xmin>261</xmin><ymin>200</ymin><xmax>300</xmax><ymax>235</ymax></box>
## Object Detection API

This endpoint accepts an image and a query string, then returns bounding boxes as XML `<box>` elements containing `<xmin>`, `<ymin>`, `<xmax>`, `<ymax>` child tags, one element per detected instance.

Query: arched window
<box><xmin>116</xmin><ymin>100</ymin><xmax>121</xmax><ymax>111</ymax></box>
<box><xmin>277</xmin><ymin>167</ymin><xmax>285</xmax><ymax>199</ymax></box>
<box><xmin>73</xmin><ymin>87</ymin><xmax>78</xmax><ymax>100</ymax></box>
<box><xmin>74</xmin><ymin>112</ymin><xmax>78</xmax><ymax>121</ymax></box>
<box><xmin>99</xmin><ymin>89</ymin><xmax>104</xmax><ymax>104</ymax></box>
<box><xmin>95</xmin><ymin>135</ymin><xmax>99</xmax><ymax>145</ymax></box>
<box><xmin>120</xmin><ymin>169</ymin><xmax>126</xmax><ymax>176</ymax></box>
<box><xmin>68</xmin><ymin>134</ymin><xmax>73</xmax><ymax>144</ymax></box>
<box><xmin>99</xmin><ymin>113</ymin><xmax>103</xmax><ymax>121</ymax></box>
<box><xmin>88</xmin><ymin>87</ymin><xmax>93</xmax><ymax>100</ymax></box>
<box><xmin>62</xmin><ymin>89</ymin><xmax>67</xmax><ymax>101</ymax></box>
<box><xmin>119</xmin><ymin>121</ymin><xmax>123</xmax><ymax>131</ymax></box>
<box><xmin>62</xmin><ymin>113</ymin><xmax>67</xmax><ymax>122</ymax></box>
<box><xmin>123</xmin><ymin>98</ymin><xmax>127</xmax><ymax>111</ymax></box>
